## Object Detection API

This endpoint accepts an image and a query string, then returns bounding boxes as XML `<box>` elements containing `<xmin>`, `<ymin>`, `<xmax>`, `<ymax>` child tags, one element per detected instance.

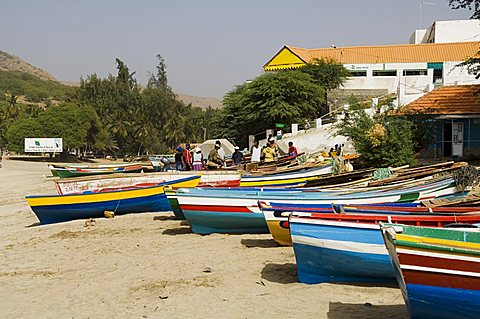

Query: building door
<box><xmin>428</xmin><ymin>62</ymin><xmax>443</xmax><ymax>87</ymax></box>
<box><xmin>443</xmin><ymin>121</ymin><xmax>452</xmax><ymax>157</ymax></box>
<box><xmin>452</xmin><ymin>121</ymin><xmax>464</xmax><ymax>157</ymax></box>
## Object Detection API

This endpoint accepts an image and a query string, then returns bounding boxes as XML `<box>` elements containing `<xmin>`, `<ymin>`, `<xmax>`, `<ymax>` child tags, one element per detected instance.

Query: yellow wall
<box><xmin>264</xmin><ymin>47</ymin><xmax>306</xmax><ymax>71</ymax></box>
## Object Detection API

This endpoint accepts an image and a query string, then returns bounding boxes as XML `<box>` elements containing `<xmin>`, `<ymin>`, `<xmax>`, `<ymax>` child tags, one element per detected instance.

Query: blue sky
<box><xmin>0</xmin><ymin>0</ymin><xmax>471</xmax><ymax>98</ymax></box>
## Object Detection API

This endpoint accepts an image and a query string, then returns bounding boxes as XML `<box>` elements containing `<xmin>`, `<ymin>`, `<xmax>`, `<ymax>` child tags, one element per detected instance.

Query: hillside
<box><xmin>175</xmin><ymin>93</ymin><xmax>223</xmax><ymax>109</ymax></box>
<box><xmin>0</xmin><ymin>70</ymin><xmax>73</xmax><ymax>102</ymax></box>
<box><xmin>0</xmin><ymin>50</ymin><xmax>223</xmax><ymax>108</ymax></box>
<box><xmin>0</xmin><ymin>50</ymin><xmax>57</xmax><ymax>81</ymax></box>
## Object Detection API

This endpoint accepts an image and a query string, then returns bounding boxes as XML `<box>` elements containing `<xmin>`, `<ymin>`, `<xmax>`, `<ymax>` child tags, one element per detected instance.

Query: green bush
<box><xmin>336</xmin><ymin>98</ymin><xmax>416</xmax><ymax>167</ymax></box>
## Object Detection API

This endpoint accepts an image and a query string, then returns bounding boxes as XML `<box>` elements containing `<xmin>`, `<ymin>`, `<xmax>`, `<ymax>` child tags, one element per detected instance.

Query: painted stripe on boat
<box><xmin>179</xmin><ymin>204</ymin><xmax>257</xmax><ymax>213</ymax></box>
<box><xmin>400</xmin><ymin>264</ymin><xmax>480</xmax><ymax>278</ymax></box>
<box><xmin>402</xmin><ymin>268</ymin><xmax>480</xmax><ymax>290</ymax></box>
<box><xmin>397</xmin><ymin>247</ymin><xmax>480</xmax><ymax>262</ymax></box>
<box><xmin>26</xmin><ymin>186</ymin><xmax>165</xmax><ymax>206</ymax></box>
<box><xmin>291</xmin><ymin>235</ymin><xmax>387</xmax><ymax>255</ymax></box>
<box><xmin>396</xmin><ymin>233</ymin><xmax>480</xmax><ymax>250</ymax></box>
<box><xmin>399</xmin><ymin>252</ymin><xmax>480</xmax><ymax>274</ymax></box>
<box><xmin>290</xmin><ymin>218</ymin><xmax>380</xmax><ymax>230</ymax></box>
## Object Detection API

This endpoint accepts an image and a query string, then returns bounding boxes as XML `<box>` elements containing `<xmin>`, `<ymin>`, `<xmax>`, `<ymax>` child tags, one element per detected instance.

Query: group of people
<box><xmin>174</xmin><ymin>143</ymin><xmax>204</xmax><ymax>171</ymax></box>
<box><xmin>208</xmin><ymin>140</ymin><xmax>245</xmax><ymax>168</ymax></box>
<box><xmin>175</xmin><ymin>140</ymin><xmax>239</xmax><ymax>171</ymax></box>
<box><xmin>174</xmin><ymin>138</ymin><xmax>299</xmax><ymax>171</ymax></box>
<box><xmin>328</xmin><ymin>144</ymin><xmax>344</xmax><ymax>157</ymax></box>
<box><xmin>249</xmin><ymin>137</ymin><xmax>298</xmax><ymax>164</ymax></box>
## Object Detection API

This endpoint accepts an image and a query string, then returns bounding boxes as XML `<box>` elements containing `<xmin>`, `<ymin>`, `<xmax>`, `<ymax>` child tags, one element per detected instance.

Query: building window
<box><xmin>403</xmin><ymin>69</ymin><xmax>428</xmax><ymax>76</ymax></box>
<box><xmin>372</xmin><ymin>70</ymin><xmax>397</xmax><ymax>77</ymax></box>
<box><xmin>349</xmin><ymin>70</ymin><xmax>367</xmax><ymax>77</ymax></box>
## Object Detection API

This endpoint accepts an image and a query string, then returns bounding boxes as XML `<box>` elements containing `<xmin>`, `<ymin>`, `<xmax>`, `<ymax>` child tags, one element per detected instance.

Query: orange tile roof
<box><xmin>286</xmin><ymin>41</ymin><xmax>480</xmax><ymax>64</ymax></box>
<box><xmin>399</xmin><ymin>84</ymin><xmax>480</xmax><ymax>115</ymax></box>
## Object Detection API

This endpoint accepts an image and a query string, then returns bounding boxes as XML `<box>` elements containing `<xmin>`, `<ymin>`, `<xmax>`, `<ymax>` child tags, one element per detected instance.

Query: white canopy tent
<box><xmin>198</xmin><ymin>139</ymin><xmax>235</xmax><ymax>159</ymax></box>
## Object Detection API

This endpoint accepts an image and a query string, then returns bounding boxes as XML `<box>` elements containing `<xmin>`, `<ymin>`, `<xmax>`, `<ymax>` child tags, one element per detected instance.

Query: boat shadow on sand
<box><xmin>261</xmin><ymin>263</ymin><xmax>298</xmax><ymax>284</ymax></box>
<box><xmin>161</xmin><ymin>226</ymin><xmax>192</xmax><ymax>235</ymax></box>
<box><xmin>327</xmin><ymin>302</ymin><xmax>408</xmax><ymax>319</ymax></box>
<box><xmin>153</xmin><ymin>215</ymin><xmax>182</xmax><ymax>221</ymax></box>
<box><xmin>240</xmin><ymin>238</ymin><xmax>279</xmax><ymax>248</ymax></box>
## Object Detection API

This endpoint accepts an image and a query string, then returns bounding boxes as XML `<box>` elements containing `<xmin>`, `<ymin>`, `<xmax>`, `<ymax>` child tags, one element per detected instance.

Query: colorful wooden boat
<box><xmin>382</xmin><ymin>224</ymin><xmax>480</xmax><ymax>319</ymax></box>
<box><xmin>52</xmin><ymin>164</ymin><xmax>144</xmax><ymax>178</ymax></box>
<box><xmin>197</xmin><ymin>172</ymin><xmax>240</xmax><ymax>187</ymax></box>
<box><xmin>258</xmin><ymin>177</ymin><xmax>463</xmax><ymax>245</ymax></box>
<box><xmin>177</xmin><ymin>177</ymin><xmax>460</xmax><ymax>235</ymax></box>
<box><xmin>260</xmin><ymin>201</ymin><xmax>459</xmax><ymax>246</ymax></box>
<box><xmin>336</xmin><ymin>203</ymin><xmax>479</xmax><ymax>215</ymax></box>
<box><xmin>26</xmin><ymin>184</ymin><xmax>171</xmax><ymax>224</ymax></box>
<box><xmin>239</xmin><ymin>163</ymin><xmax>332</xmax><ymax>187</ymax></box>
<box><xmin>55</xmin><ymin>174</ymin><xmax>200</xmax><ymax>194</ymax></box>
<box><xmin>289</xmin><ymin>212</ymin><xmax>480</xmax><ymax>284</ymax></box>
<box><xmin>259</xmin><ymin>201</ymin><xmax>332</xmax><ymax>246</ymax></box>
<box><xmin>49</xmin><ymin>162</ymin><xmax>143</xmax><ymax>176</ymax></box>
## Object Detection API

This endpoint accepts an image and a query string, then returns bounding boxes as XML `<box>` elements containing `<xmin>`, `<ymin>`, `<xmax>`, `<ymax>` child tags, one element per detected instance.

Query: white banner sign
<box><xmin>25</xmin><ymin>138</ymin><xmax>63</xmax><ymax>153</ymax></box>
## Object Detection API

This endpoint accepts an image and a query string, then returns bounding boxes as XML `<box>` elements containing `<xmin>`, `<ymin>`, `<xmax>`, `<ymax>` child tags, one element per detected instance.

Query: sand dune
<box><xmin>0</xmin><ymin>159</ymin><xmax>408</xmax><ymax>318</ymax></box>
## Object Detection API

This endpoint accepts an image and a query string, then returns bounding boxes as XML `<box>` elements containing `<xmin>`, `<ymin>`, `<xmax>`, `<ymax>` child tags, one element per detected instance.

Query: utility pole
<box><xmin>419</xmin><ymin>1</ymin><xmax>437</xmax><ymax>29</ymax></box>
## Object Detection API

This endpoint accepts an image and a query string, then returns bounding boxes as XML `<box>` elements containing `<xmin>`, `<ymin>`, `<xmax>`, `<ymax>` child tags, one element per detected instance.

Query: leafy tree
<box><xmin>218</xmin><ymin>70</ymin><xmax>326</xmax><ymax>147</ymax></box>
<box><xmin>449</xmin><ymin>0</ymin><xmax>480</xmax><ymax>78</ymax></box>
<box><xmin>148</xmin><ymin>54</ymin><xmax>173</xmax><ymax>94</ymax></box>
<box><xmin>300</xmin><ymin>58</ymin><xmax>350</xmax><ymax>91</ymax></box>
<box><xmin>5</xmin><ymin>118</ymin><xmax>43</xmax><ymax>153</ymax></box>
<box><xmin>299</xmin><ymin>57</ymin><xmax>350</xmax><ymax>115</ymax></box>
<box><xmin>335</xmin><ymin>97</ymin><xmax>416</xmax><ymax>167</ymax></box>
<box><xmin>6</xmin><ymin>103</ymin><xmax>106</xmax><ymax>154</ymax></box>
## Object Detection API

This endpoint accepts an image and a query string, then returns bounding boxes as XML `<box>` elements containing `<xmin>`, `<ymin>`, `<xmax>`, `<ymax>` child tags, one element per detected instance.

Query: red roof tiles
<box><xmin>400</xmin><ymin>84</ymin><xmax>480</xmax><ymax>115</ymax></box>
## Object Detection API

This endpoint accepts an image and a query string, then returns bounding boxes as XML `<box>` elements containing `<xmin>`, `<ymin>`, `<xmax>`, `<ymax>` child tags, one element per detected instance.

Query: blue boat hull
<box><xmin>182</xmin><ymin>210</ymin><xmax>268</xmax><ymax>234</ymax></box>
<box><xmin>406</xmin><ymin>284</ymin><xmax>480</xmax><ymax>319</ymax></box>
<box><xmin>31</xmin><ymin>193</ymin><xmax>171</xmax><ymax>224</ymax></box>
<box><xmin>290</xmin><ymin>221</ymin><xmax>395</xmax><ymax>284</ymax></box>
<box><xmin>293</xmin><ymin>243</ymin><xmax>394</xmax><ymax>284</ymax></box>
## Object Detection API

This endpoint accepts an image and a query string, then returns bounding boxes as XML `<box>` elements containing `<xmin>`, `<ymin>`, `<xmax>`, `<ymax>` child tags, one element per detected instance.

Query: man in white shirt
<box><xmin>250</xmin><ymin>140</ymin><xmax>261</xmax><ymax>163</ymax></box>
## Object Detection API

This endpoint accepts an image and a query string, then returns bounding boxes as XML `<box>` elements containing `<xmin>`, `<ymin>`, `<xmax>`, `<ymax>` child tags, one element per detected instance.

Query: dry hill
<box><xmin>177</xmin><ymin>93</ymin><xmax>223</xmax><ymax>109</ymax></box>
<box><xmin>0</xmin><ymin>50</ymin><xmax>223</xmax><ymax>109</ymax></box>
<box><xmin>0</xmin><ymin>50</ymin><xmax>57</xmax><ymax>81</ymax></box>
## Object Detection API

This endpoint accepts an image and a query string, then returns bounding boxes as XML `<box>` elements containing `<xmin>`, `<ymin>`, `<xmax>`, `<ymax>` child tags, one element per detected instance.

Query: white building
<box><xmin>264</xmin><ymin>20</ymin><xmax>480</xmax><ymax>110</ymax></box>
<box><xmin>410</xmin><ymin>19</ymin><xmax>480</xmax><ymax>44</ymax></box>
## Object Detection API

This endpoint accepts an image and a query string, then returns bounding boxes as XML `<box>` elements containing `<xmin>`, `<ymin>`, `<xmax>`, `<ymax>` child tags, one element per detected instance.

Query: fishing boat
<box><xmin>49</xmin><ymin>162</ymin><xmax>144</xmax><ymax>176</ymax></box>
<box><xmin>259</xmin><ymin>201</ymin><xmax>333</xmax><ymax>245</ymax></box>
<box><xmin>258</xmin><ymin>177</ymin><xmax>463</xmax><ymax>245</ymax></box>
<box><xmin>55</xmin><ymin>173</ymin><xmax>201</xmax><ymax>194</ymax></box>
<box><xmin>197</xmin><ymin>172</ymin><xmax>241</xmax><ymax>187</ymax></box>
<box><xmin>177</xmin><ymin>177</ymin><xmax>461</xmax><ymax>235</ymax></box>
<box><xmin>336</xmin><ymin>203</ymin><xmax>479</xmax><ymax>214</ymax></box>
<box><xmin>51</xmin><ymin>163</ymin><xmax>144</xmax><ymax>178</ymax></box>
<box><xmin>239</xmin><ymin>162</ymin><xmax>332</xmax><ymax>187</ymax></box>
<box><xmin>382</xmin><ymin>224</ymin><xmax>480</xmax><ymax>319</ymax></box>
<box><xmin>55</xmin><ymin>174</ymin><xmax>200</xmax><ymax>220</ymax></box>
<box><xmin>289</xmin><ymin>211</ymin><xmax>480</xmax><ymax>284</ymax></box>
<box><xmin>26</xmin><ymin>184</ymin><xmax>171</xmax><ymax>224</ymax></box>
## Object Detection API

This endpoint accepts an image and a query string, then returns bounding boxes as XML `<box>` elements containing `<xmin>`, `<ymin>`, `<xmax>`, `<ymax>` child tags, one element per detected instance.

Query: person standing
<box><xmin>338</xmin><ymin>144</ymin><xmax>344</xmax><ymax>156</ymax></box>
<box><xmin>288</xmin><ymin>141</ymin><xmax>298</xmax><ymax>158</ymax></box>
<box><xmin>276</xmin><ymin>129</ymin><xmax>283</xmax><ymax>140</ymax></box>
<box><xmin>215</xmin><ymin>140</ymin><xmax>226</xmax><ymax>167</ymax></box>
<box><xmin>207</xmin><ymin>142</ymin><xmax>224</xmax><ymax>169</ymax></box>
<box><xmin>183</xmin><ymin>143</ymin><xmax>192</xmax><ymax>171</ymax></box>
<box><xmin>175</xmin><ymin>146</ymin><xmax>185</xmax><ymax>171</ymax></box>
<box><xmin>232</xmin><ymin>146</ymin><xmax>243</xmax><ymax>166</ymax></box>
<box><xmin>262</xmin><ymin>141</ymin><xmax>277</xmax><ymax>163</ymax></box>
<box><xmin>250</xmin><ymin>140</ymin><xmax>261</xmax><ymax>163</ymax></box>
<box><xmin>192</xmin><ymin>147</ymin><xmax>203</xmax><ymax>171</ymax></box>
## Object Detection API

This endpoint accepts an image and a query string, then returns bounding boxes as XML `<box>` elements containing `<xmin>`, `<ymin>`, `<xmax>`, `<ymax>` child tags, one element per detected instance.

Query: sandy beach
<box><xmin>0</xmin><ymin>159</ymin><xmax>408</xmax><ymax>318</ymax></box>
